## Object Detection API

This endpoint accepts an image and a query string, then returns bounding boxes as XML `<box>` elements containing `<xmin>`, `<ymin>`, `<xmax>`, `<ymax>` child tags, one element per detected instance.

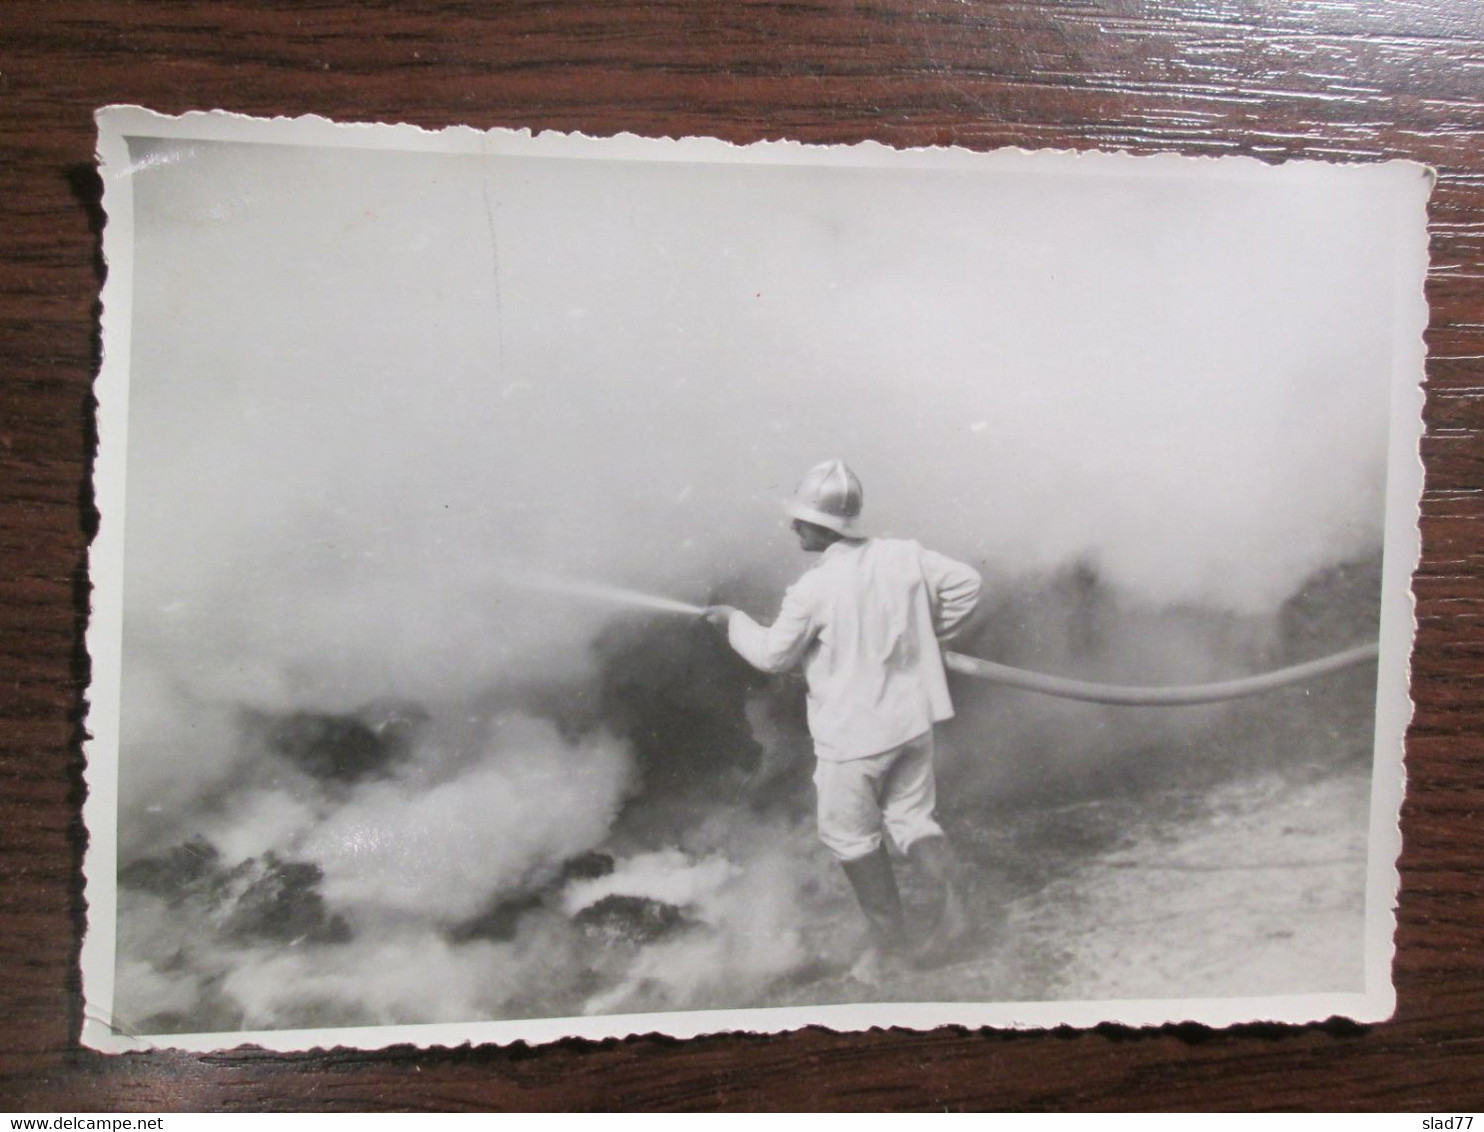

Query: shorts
<box><xmin>812</xmin><ymin>730</ymin><xmax>944</xmax><ymax>862</ymax></box>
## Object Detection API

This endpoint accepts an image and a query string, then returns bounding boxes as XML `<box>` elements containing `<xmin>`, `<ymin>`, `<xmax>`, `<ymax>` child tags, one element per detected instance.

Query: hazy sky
<box><xmin>120</xmin><ymin>134</ymin><xmax>1406</xmax><ymax>716</ymax></box>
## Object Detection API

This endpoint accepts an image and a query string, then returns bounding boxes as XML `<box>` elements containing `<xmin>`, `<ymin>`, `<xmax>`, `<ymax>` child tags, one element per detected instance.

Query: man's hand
<box><xmin>702</xmin><ymin>605</ymin><xmax>736</xmax><ymax>629</ymax></box>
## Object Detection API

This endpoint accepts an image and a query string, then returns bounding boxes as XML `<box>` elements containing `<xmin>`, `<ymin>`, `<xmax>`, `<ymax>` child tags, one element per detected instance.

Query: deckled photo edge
<box><xmin>80</xmin><ymin>107</ymin><xmax>1430</xmax><ymax>1052</ymax></box>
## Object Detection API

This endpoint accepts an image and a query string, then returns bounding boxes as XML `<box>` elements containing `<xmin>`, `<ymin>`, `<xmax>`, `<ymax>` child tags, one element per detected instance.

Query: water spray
<box><xmin>503</xmin><ymin>574</ymin><xmax>705</xmax><ymax>617</ymax></box>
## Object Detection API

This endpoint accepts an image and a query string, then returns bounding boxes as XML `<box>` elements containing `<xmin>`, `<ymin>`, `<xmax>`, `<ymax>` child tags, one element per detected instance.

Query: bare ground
<box><xmin>771</xmin><ymin>757</ymin><xmax>1372</xmax><ymax>1008</ymax></box>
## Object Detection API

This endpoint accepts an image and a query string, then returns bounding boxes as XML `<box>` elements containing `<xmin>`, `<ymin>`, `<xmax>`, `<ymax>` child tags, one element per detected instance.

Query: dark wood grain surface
<box><xmin>3</xmin><ymin>0</ymin><xmax>1482</xmax><ymax>1112</ymax></box>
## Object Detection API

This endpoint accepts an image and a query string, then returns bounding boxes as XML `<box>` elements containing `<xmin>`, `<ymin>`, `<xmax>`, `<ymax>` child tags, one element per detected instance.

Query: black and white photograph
<box><xmin>83</xmin><ymin>108</ymin><xmax>1427</xmax><ymax>1051</ymax></box>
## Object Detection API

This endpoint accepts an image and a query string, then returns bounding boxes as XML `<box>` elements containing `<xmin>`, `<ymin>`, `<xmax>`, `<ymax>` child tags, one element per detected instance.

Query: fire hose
<box><xmin>508</xmin><ymin>574</ymin><xmax>1381</xmax><ymax>708</ymax></box>
<box><xmin>941</xmin><ymin>642</ymin><xmax>1379</xmax><ymax>706</ymax></box>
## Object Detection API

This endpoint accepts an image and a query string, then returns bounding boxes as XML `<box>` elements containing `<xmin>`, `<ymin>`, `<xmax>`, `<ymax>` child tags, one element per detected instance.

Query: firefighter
<box><xmin>703</xmin><ymin>459</ymin><xmax>981</xmax><ymax>983</ymax></box>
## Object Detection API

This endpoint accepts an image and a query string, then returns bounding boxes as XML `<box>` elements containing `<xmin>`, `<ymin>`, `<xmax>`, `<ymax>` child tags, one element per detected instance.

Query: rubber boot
<box><xmin>908</xmin><ymin>835</ymin><xmax>970</xmax><ymax>968</ymax></box>
<box><xmin>840</xmin><ymin>845</ymin><xmax>907</xmax><ymax>986</ymax></box>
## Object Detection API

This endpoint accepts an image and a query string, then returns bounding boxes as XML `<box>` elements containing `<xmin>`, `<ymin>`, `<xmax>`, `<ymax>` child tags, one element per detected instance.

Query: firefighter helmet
<box><xmin>784</xmin><ymin>459</ymin><xmax>864</xmax><ymax>536</ymax></box>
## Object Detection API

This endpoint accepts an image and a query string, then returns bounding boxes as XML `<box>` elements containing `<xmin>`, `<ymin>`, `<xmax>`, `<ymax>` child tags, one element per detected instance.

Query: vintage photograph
<box><xmin>83</xmin><ymin>109</ymin><xmax>1426</xmax><ymax>1050</ymax></box>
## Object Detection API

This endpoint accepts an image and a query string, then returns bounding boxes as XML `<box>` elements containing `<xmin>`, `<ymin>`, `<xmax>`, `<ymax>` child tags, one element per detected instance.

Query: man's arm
<box><xmin>704</xmin><ymin>584</ymin><xmax>818</xmax><ymax>674</ymax></box>
<box><xmin>921</xmin><ymin>549</ymin><xmax>982</xmax><ymax>641</ymax></box>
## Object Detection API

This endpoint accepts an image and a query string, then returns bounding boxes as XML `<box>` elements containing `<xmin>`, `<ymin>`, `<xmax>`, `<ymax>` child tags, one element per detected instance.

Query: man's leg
<box><xmin>881</xmin><ymin>733</ymin><xmax>970</xmax><ymax>966</ymax></box>
<box><xmin>839</xmin><ymin>846</ymin><xmax>907</xmax><ymax>984</ymax></box>
<box><xmin>814</xmin><ymin>755</ymin><xmax>907</xmax><ymax>984</ymax></box>
<box><xmin>906</xmin><ymin>836</ymin><xmax>969</xmax><ymax>966</ymax></box>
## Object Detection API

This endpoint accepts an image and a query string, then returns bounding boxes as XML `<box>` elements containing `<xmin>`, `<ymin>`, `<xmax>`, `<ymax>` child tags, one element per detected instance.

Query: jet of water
<box><xmin>505</xmin><ymin>573</ymin><xmax>705</xmax><ymax>617</ymax></box>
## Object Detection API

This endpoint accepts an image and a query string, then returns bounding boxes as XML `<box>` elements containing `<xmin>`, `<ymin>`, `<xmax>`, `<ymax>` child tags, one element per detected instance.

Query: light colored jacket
<box><xmin>726</xmin><ymin>537</ymin><xmax>981</xmax><ymax>762</ymax></box>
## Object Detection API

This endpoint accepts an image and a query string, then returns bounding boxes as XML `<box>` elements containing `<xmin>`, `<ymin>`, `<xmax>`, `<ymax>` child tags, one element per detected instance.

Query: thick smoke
<box><xmin>107</xmin><ymin>136</ymin><xmax>1399</xmax><ymax>1030</ymax></box>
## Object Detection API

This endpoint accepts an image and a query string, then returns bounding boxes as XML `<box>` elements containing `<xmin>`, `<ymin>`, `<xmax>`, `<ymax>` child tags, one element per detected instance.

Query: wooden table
<box><xmin>3</xmin><ymin>0</ymin><xmax>1482</xmax><ymax>1111</ymax></box>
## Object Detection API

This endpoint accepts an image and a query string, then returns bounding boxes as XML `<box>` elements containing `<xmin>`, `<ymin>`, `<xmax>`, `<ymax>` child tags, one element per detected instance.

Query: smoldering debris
<box><xmin>121</xmin><ymin>840</ymin><xmax>351</xmax><ymax>946</ymax></box>
<box><xmin>248</xmin><ymin>702</ymin><xmax>430</xmax><ymax>783</ymax></box>
<box><xmin>573</xmin><ymin>896</ymin><xmax>693</xmax><ymax>947</ymax></box>
<box><xmin>111</xmin><ymin>546</ymin><xmax>1384</xmax><ymax>1033</ymax></box>
<box><xmin>449</xmin><ymin>851</ymin><xmax>615</xmax><ymax>945</ymax></box>
<box><xmin>111</xmin><ymin>618</ymin><xmax>810</xmax><ymax>1031</ymax></box>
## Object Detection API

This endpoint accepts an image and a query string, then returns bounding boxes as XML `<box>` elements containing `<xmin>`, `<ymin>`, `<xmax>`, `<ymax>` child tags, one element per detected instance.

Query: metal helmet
<box><xmin>784</xmin><ymin>459</ymin><xmax>864</xmax><ymax>536</ymax></box>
